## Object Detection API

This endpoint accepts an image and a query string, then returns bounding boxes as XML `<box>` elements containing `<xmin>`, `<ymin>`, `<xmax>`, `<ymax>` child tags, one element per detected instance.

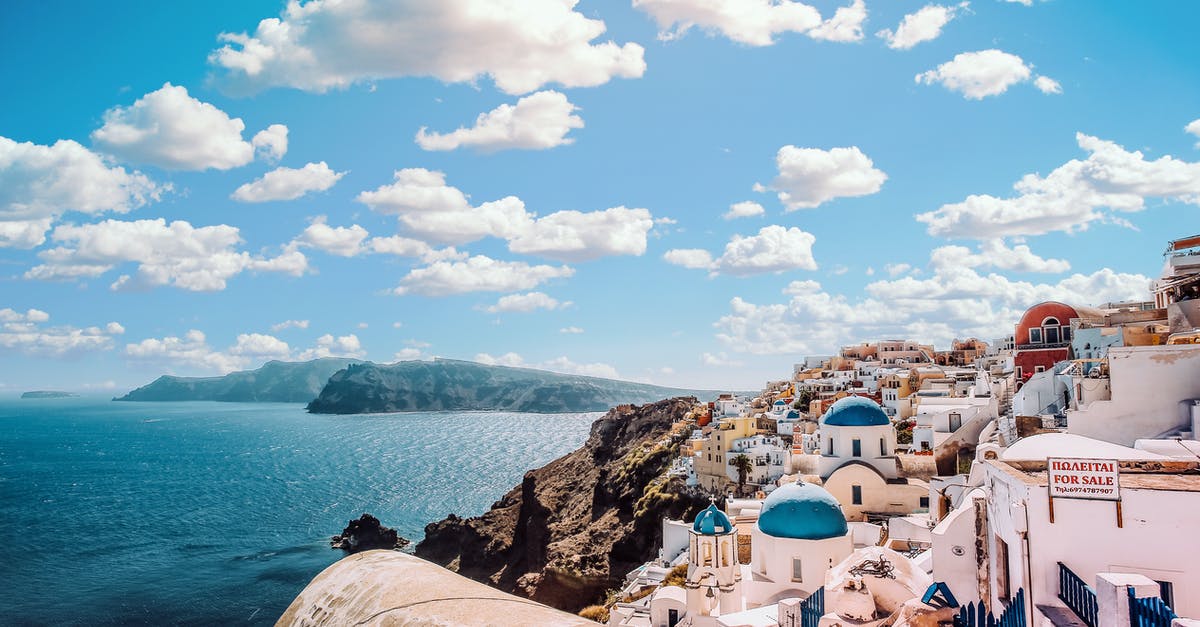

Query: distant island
<box><xmin>307</xmin><ymin>358</ymin><xmax>721</xmax><ymax>414</ymax></box>
<box><xmin>115</xmin><ymin>358</ymin><xmax>363</xmax><ymax>403</ymax></box>
<box><xmin>21</xmin><ymin>390</ymin><xmax>80</xmax><ymax>399</ymax></box>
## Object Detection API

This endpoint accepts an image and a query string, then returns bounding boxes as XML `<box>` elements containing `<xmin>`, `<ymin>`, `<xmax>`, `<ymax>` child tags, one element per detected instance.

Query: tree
<box><xmin>793</xmin><ymin>388</ymin><xmax>813</xmax><ymax>412</ymax></box>
<box><xmin>732</xmin><ymin>454</ymin><xmax>753</xmax><ymax>496</ymax></box>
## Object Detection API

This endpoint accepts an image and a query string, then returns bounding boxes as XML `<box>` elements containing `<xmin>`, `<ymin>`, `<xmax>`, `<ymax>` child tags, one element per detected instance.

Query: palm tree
<box><xmin>732</xmin><ymin>454</ymin><xmax>753</xmax><ymax>496</ymax></box>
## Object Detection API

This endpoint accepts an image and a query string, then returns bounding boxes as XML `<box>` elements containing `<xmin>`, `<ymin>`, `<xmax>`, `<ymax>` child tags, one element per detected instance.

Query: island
<box><xmin>21</xmin><ymin>390</ymin><xmax>80</xmax><ymax>399</ymax></box>
<box><xmin>306</xmin><ymin>358</ymin><xmax>720</xmax><ymax>414</ymax></box>
<box><xmin>115</xmin><ymin>358</ymin><xmax>363</xmax><ymax>403</ymax></box>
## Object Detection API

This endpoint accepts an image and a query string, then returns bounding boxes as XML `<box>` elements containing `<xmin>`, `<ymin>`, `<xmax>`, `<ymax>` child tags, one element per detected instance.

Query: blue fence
<box><xmin>955</xmin><ymin>589</ymin><xmax>1025</xmax><ymax>627</ymax></box>
<box><xmin>1128</xmin><ymin>588</ymin><xmax>1177</xmax><ymax>627</ymax></box>
<box><xmin>1058</xmin><ymin>562</ymin><xmax>1098</xmax><ymax>627</ymax></box>
<box><xmin>800</xmin><ymin>587</ymin><xmax>824</xmax><ymax>627</ymax></box>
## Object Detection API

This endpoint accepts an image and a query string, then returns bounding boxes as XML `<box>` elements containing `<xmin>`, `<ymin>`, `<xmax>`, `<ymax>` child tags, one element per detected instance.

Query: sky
<box><xmin>1</xmin><ymin>0</ymin><xmax>1198</xmax><ymax>393</ymax></box>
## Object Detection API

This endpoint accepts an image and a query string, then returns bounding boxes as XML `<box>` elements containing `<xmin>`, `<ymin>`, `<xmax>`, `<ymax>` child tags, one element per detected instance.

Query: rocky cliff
<box><xmin>115</xmin><ymin>358</ymin><xmax>362</xmax><ymax>403</ymax></box>
<box><xmin>415</xmin><ymin>397</ymin><xmax>709</xmax><ymax>612</ymax></box>
<box><xmin>306</xmin><ymin>359</ymin><xmax>717</xmax><ymax>414</ymax></box>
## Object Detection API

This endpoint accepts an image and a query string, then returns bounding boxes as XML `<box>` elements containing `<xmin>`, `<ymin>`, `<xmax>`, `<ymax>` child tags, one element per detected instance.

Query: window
<box><xmin>949</xmin><ymin>412</ymin><xmax>962</xmax><ymax>432</ymax></box>
<box><xmin>920</xmin><ymin>496</ymin><xmax>930</xmax><ymax>509</ymax></box>
<box><xmin>668</xmin><ymin>609</ymin><xmax>679</xmax><ymax>627</ymax></box>
<box><xmin>852</xmin><ymin>485</ymin><xmax>862</xmax><ymax>505</ymax></box>
<box><xmin>1035</xmin><ymin>365</ymin><xmax>1045</xmax><ymax>374</ymax></box>
<box><xmin>703</xmin><ymin>543</ymin><xmax>712</xmax><ymax>566</ymax></box>
<box><xmin>880</xmin><ymin>438</ymin><xmax>887</xmax><ymax>456</ymax></box>
<box><xmin>995</xmin><ymin>538</ymin><xmax>1010</xmax><ymax>600</ymax></box>
<box><xmin>1156</xmin><ymin>581</ymin><xmax>1174</xmax><ymax>608</ymax></box>
<box><xmin>1028</xmin><ymin>328</ymin><xmax>1043</xmax><ymax>344</ymax></box>
<box><xmin>791</xmin><ymin>558</ymin><xmax>803</xmax><ymax>582</ymax></box>
<box><xmin>827</xmin><ymin>437</ymin><xmax>834</xmax><ymax>455</ymax></box>
<box><xmin>852</xmin><ymin>439</ymin><xmax>861</xmax><ymax>457</ymax></box>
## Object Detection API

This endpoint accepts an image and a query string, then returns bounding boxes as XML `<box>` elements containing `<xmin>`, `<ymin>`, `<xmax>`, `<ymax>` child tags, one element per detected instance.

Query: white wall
<box><xmin>746</xmin><ymin>530</ymin><xmax>853</xmax><ymax>607</ymax></box>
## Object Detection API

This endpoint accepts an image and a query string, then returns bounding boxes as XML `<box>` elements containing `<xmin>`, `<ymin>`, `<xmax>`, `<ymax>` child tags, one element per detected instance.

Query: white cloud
<box><xmin>293</xmin><ymin>219</ymin><xmax>370</xmax><ymax>257</ymax></box>
<box><xmin>416</xmin><ymin>91</ymin><xmax>583</xmax><ymax>152</ymax></box>
<box><xmin>634</xmin><ymin>0</ymin><xmax>865</xmax><ymax>45</ymax></box>
<box><xmin>393</xmin><ymin>347</ymin><xmax>427</xmax><ymax>361</ymax></box>
<box><xmin>358</xmin><ymin>169</ymin><xmax>654</xmax><ymax>259</ymax></box>
<box><xmin>393</xmin><ymin>255</ymin><xmax>574</xmax><ymax>297</ymax></box>
<box><xmin>915</xmin><ymin>49</ymin><xmax>1036</xmax><ymax>99</ymax></box>
<box><xmin>701</xmin><ymin>351</ymin><xmax>744</xmax><ymax>367</ymax></box>
<box><xmin>1034</xmin><ymin>75</ymin><xmax>1062</xmax><ymax>94</ymax></box>
<box><xmin>885</xmin><ymin>262</ymin><xmax>913</xmax><ymax>277</ymax></box>
<box><xmin>271</xmin><ymin>319</ymin><xmax>309</xmax><ymax>332</ymax></box>
<box><xmin>508</xmin><ymin>206</ymin><xmax>654</xmax><ymax>261</ymax></box>
<box><xmin>715</xmin><ymin>263</ymin><xmax>1149</xmax><ymax>356</ymax></box>
<box><xmin>723</xmin><ymin>200</ymin><xmax>765</xmax><ymax>220</ymax></box>
<box><xmin>877</xmin><ymin>2</ymin><xmax>966</xmax><ymax>50</ymax></box>
<box><xmin>1187</xmin><ymin>119</ymin><xmax>1200</xmax><ymax>148</ymax></box>
<box><xmin>485</xmin><ymin>291</ymin><xmax>571</xmax><ymax>313</ymax></box>
<box><xmin>917</xmin><ymin>132</ymin><xmax>1200</xmax><ymax>239</ymax></box>
<box><xmin>757</xmin><ymin>145</ymin><xmax>886</xmax><ymax>210</ymax></box>
<box><xmin>125</xmin><ymin>330</ymin><xmax>244</xmax><ymax>373</ymax></box>
<box><xmin>1003</xmin><ymin>0</ymin><xmax>1033</xmax><ymax>5</ymax></box>
<box><xmin>665</xmin><ymin>225</ymin><xmax>818</xmax><ymax>276</ymax></box>
<box><xmin>0</xmin><ymin>308</ymin><xmax>124</xmax><ymax>357</ymax></box>
<box><xmin>92</xmin><ymin>83</ymin><xmax>281</xmax><ymax>171</ymax></box>
<box><xmin>392</xmin><ymin>322</ymin><xmax>404</xmax><ymax>329</ymax></box>
<box><xmin>560</xmin><ymin>326</ymin><xmax>584</xmax><ymax>334</ymax></box>
<box><xmin>929</xmin><ymin>240</ymin><xmax>1069</xmax><ymax>273</ymax></box>
<box><xmin>251</xmin><ymin>124</ymin><xmax>289</xmax><ymax>162</ymax></box>
<box><xmin>25</xmin><ymin>218</ymin><xmax>308</xmax><ymax>291</ymax></box>
<box><xmin>807</xmin><ymin>0</ymin><xmax>867</xmax><ymax>42</ymax></box>
<box><xmin>474</xmin><ymin>351</ymin><xmax>621</xmax><ymax>379</ymax></box>
<box><xmin>0</xmin><ymin>136</ymin><xmax>164</xmax><ymax>248</ymax></box>
<box><xmin>231</xmin><ymin>162</ymin><xmax>345</xmax><ymax>202</ymax></box>
<box><xmin>209</xmin><ymin>0</ymin><xmax>645</xmax><ymax>95</ymax></box>
<box><xmin>296</xmin><ymin>333</ymin><xmax>366</xmax><ymax>360</ymax></box>
<box><xmin>229</xmin><ymin>333</ymin><xmax>292</xmax><ymax>361</ymax></box>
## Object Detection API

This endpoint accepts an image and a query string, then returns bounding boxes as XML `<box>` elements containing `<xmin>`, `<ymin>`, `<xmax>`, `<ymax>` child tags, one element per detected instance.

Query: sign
<box><xmin>1047</xmin><ymin>457</ymin><xmax>1121</xmax><ymax>501</ymax></box>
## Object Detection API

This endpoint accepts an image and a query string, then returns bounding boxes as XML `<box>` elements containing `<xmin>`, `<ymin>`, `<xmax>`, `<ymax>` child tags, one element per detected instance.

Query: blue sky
<box><xmin>2</xmin><ymin>0</ymin><xmax>1198</xmax><ymax>393</ymax></box>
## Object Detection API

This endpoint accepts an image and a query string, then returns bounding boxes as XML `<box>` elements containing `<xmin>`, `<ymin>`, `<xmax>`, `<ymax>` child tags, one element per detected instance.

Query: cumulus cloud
<box><xmin>1034</xmin><ymin>75</ymin><xmax>1062</xmax><ymax>94</ymax></box>
<box><xmin>485</xmin><ymin>292</ymin><xmax>571</xmax><ymax>313</ymax></box>
<box><xmin>0</xmin><ymin>307</ymin><xmax>123</xmax><ymax>356</ymax></box>
<box><xmin>664</xmin><ymin>225</ymin><xmax>818</xmax><ymax>276</ymax></box>
<box><xmin>25</xmin><ymin>218</ymin><xmax>308</xmax><ymax>291</ymax></box>
<box><xmin>701</xmin><ymin>351</ymin><xmax>744</xmax><ymax>367</ymax></box>
<box><xmin>271</xmin><ymin>319</ymin><xmax>309</xmax><ymax>332</ymax></box>
<box><xmin>917</xmin><ymin>132</ymin><xmax>1200</xmax><ymax>239</ymax></box>
<box><xmin>416</xmin><ymin>91</ymin><xmax>583</xmax><ymax>152</ymax></box>
<box><xmin>474</xmin><ymin>351</ymin><xmax>621</xmax><ymax>379</ymax></box>
<box><xmin>915</xmin><ymin>49</ymin><xmax>1058</xmax><ymax>99</ymax></box>
<box><xmin>209</xmin><ymin>0</ymin><xmax>645</xmax><ymax>95</ymax></box>
<box><xmin>635</xmin><ymin>0</ymin><xmax>866</xmax><ymax>45</ymax></box>
<box><xmin>0</xmin><ymin>136</ymin><xmax>164</xmax><ymax>248</ymax></box>
<box><xmin>885</xmin><ymin>263</ymin><xmax>913</xmax><ymax>277</ymax></box>
<box><xmin>393</xmin><ymin>347</ymin><xmax>427</xmax><ymax>361</ymax></box>
<box><xmin>929</xmin><ymin>240</ymin><xmax>1069</xmax><ymax>273</ymax></box>
<box><xmin>757</xmin><ymin>145</ymin><xmax>886</xmax><ymax>210</ymax></box>
<box><xmin>715</xmin><ymin>263</ymin><xmax>1149</xmax><ymax>356</ymax></box>
<box><xmin>723</xmin><ymin>200</ymin><xmax>765</xmax><ymax>220</ymax></box>
<box><xmin>91</xmin><ymin>83</ymin><xmax>283</xmax><ymax>171</ymax></box>
<box><xmin>358</xmin><ymin>168</ymin><xmax>654</xmax><ymax>259</ymax></box>
<box><xmin>231</xmin><ymin>162</ymin><xmax>345</xmax><ymax>202</ymax></box>
<box><xmin>393</xmin><ymin>255</ymin><xmax>574</xmax><ymax>297</ymax></box>
<box><xmin>296</xmin><ymin>333</ymin><xmax>366</xmax><ymax>360</ymax></box>
<box><xmin>1186</xmin><ymin>119</ymin><xmax>1200</xmax><ymax>148</ymax></box>
<box><xmin>126</xmin><ymin>329</ymin><xmax>367</xmax><ymax>374</ymax></box>
<box><xmin>560</xmin><ymin>326</ymin><xmax>584</xmax><ymax>334</ymax></box>
<box><xmin>251</xmin><ymin>124</ymin><xmax>289</xmax><ymax>161</ymax></box>
<box><xmin>293</xmin><ymin>219</ymin><xmax>370</xmax><ymax>257</ymax></box>
<box><xmin>877</xmin><ymin>2</ymin><xmax>967</xmax><ymax>50</ymax></box>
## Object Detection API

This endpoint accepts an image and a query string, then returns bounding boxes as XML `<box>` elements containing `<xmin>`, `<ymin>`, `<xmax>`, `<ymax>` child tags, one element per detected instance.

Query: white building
<box><xmin>816</xmin><ymin>396</ymin><xmax>898</xmax><ymax>480</ymax></box>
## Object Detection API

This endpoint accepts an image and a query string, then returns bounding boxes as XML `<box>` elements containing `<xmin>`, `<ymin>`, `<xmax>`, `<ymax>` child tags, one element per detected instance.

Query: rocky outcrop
<box><xmin>115</xmin><ymin>358</ymin><xmax>362</xmax><ymax>403</ymax></box>
<box><xmin>330</xmin><ymin>514</ymin><xmax>410</xmax><ymax>553</ymax></box>
<box><xmin>307</xmin><ymin>359</ymin><xmax>719</xmax><ymax>414</ymax></box>
<box><xmin>415</xmin><ymin>398</ymin><xmax>710</xmax><ymax>612</ymax></box>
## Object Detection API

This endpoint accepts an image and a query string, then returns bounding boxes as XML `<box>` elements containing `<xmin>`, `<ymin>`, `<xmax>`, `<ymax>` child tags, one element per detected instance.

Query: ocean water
<box><xmin>0</xmin><ymin>397</ymin><xmax>599</xmax><ymax>625</ymax></box>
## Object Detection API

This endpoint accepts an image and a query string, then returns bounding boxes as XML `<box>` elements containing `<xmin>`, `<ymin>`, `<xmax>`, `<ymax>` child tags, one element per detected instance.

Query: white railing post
<box><xmin>1095</xmin><ymin>573</ymin><xmax>1160</xmax><ymax>627</ymax></box>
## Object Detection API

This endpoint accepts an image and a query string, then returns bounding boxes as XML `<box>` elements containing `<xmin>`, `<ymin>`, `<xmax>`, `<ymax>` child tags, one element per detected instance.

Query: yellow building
<box><xmin>693</xmin><ymin>415</ymin><xmax>758</xmax><ymax>492</ymax></box>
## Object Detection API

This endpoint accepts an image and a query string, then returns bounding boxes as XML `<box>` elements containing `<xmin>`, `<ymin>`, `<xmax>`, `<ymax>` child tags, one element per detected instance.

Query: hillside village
<box><xmin>604</xmin><ymin>235</ymin><xmax>1200</xmax><ymax>627</ymax></box>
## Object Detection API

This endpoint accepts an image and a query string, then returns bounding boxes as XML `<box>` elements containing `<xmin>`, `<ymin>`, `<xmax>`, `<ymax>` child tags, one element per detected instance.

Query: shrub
<box><xmin>579</xmin><ymin>605</ymin><xmax>610</xmax><ymax>623</ymax></box>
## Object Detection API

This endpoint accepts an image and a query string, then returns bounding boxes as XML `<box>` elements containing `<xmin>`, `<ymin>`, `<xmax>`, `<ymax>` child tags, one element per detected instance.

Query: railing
<box><xmin>1128</xmin><ymin>588</ymin><xmax>1177</xmax><ymax>627</ymax></box>
<box><xmin>799</xmin><ymin>587</ymin><xmax>824</xmax><ymax>627</ymax></box>
<box><xmin>1058</xmin><ymin>562</ymin><xmax>1098</xmax><ymax>627</ymax></box>
<box><xmin>955</xmin><ymin>589</ymin><xmax>1025</xmax><ymax>627</ymax></box>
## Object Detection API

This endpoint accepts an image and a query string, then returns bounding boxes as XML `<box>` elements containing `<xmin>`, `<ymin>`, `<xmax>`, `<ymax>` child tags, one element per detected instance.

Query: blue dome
<box><xmin>693</xmin><ymin>504</ymin><xmax>734</xmax><ymax>535</ymax></box>
<box><xmin>785</xmin><ymin>409</ymin><xmax>800</xmax><ymax>420</ymax></box>
<box><xmin>757</xmin><ymin>482</ymin><xmax>847</xmax><ymax>540</ymax></box>
<box><xmin>822</xmin><ymin>396</ymin><xmax>889</xmax><ymax>427</ymax></box>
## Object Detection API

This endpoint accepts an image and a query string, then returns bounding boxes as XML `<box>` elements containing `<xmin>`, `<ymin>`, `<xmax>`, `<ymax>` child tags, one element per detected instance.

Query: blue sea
<box><xmin>0</xmin><ymin>397</ymin><xmax>599</xmax><ymax>625</ymax></box>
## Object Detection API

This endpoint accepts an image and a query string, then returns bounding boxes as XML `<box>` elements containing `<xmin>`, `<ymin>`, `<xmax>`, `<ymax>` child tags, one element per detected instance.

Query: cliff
<box><xmin>306</xmin><ymin>359</ymin><xmax>717</xmax><ymax>414</ymax></box>
<box><xmin>414</xmin><ymin>397</ymin><xmax>709</xmax><ymax>612</ymax></box>
<box><xmin>115</xmin><ymin>358</ymin><xmax>362</xmax><ymax>403</ymax></box>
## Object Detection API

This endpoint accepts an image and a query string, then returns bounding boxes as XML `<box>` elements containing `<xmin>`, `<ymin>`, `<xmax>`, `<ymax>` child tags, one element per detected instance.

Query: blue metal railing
<box><xmin>800</xmin><ymin>587</ymin><xmax>824</xmax><ymax>627</ymax></box>
<box><xmin>1058</xmin><ymin>562</ymin><xmax>1098</xmax><ymax>627</ymax></box>
<box><xmin>955</xmin><ymin>589</ymin><xmax>1025</xmax><ymax>627</ymax></box>
<box><xmin>1128</xmin><ymin>588</ymin><xmax>1177</xmax><ymax>627</ymax></box>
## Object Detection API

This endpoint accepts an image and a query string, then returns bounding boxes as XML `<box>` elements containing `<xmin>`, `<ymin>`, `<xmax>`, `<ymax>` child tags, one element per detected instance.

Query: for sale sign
<box><xmin>1047</xmin><ymin>457</ymin><xmax>1120</xmax><ymax>501</ymax></box>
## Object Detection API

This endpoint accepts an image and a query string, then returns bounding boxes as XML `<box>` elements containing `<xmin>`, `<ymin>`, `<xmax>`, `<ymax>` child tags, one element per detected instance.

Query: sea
<box><xmin>0</xmin><ymin>397</ymin><xmax>600</xmax><ymax>626</ymax></box>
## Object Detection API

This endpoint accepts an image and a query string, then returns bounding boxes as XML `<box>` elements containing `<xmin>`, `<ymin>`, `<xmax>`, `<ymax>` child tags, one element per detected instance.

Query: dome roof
<box><xmin>693</xmin><ymin>504</ymin><xmax>734</xmax><ymax>535</ymax></box>
<box><xmin>822</xmin><ymin>396</ymin><xmax>889</xmax><ymax>427</ymax></box>
<box><xmin>757</xmin><ymin>482</ymin><xmax>847</xmax><ymax>540</ymax></box>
